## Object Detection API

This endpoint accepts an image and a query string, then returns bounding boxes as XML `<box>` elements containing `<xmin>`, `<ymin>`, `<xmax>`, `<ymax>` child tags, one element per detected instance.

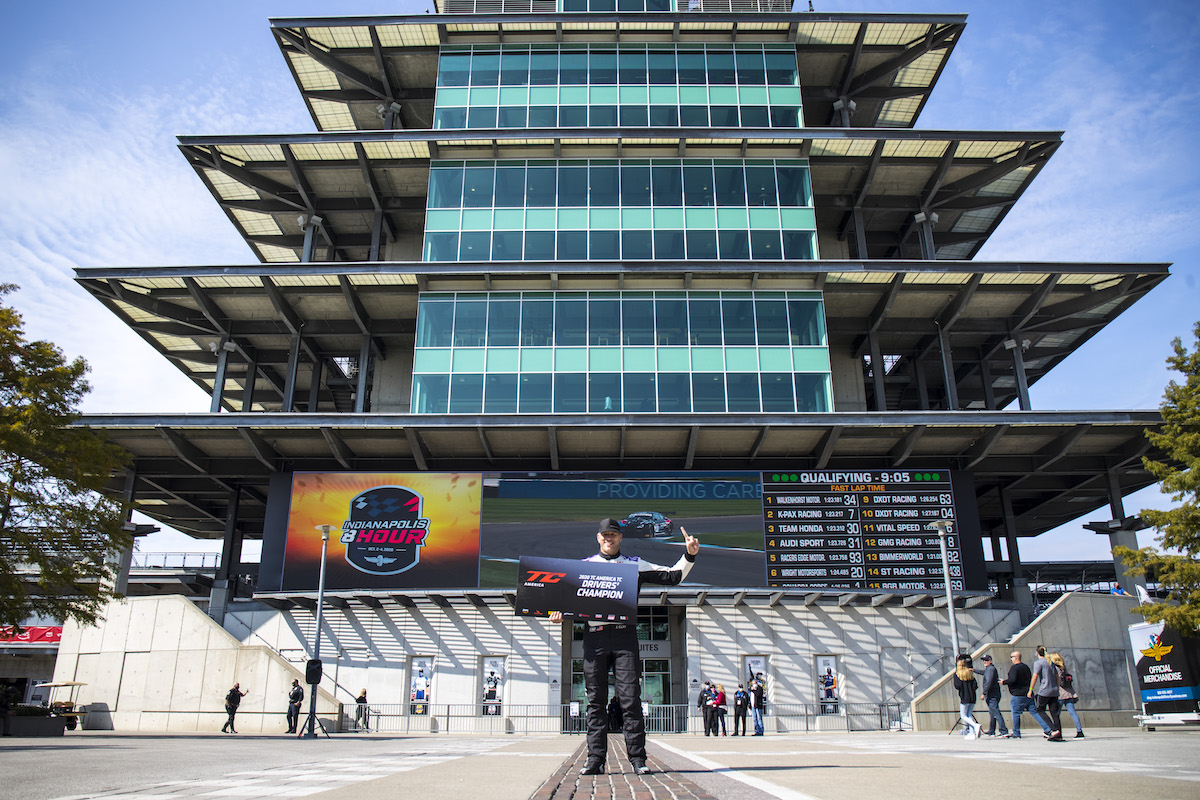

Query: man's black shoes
<box><xmin>580</xmin><ymin>761</ymin><xmax>605</xmax><ymax>776</ymax></box>
<box><xmin>631</xmin><ymin>760</ymin><xmax>651</xmax><ymax>775</ymax></box>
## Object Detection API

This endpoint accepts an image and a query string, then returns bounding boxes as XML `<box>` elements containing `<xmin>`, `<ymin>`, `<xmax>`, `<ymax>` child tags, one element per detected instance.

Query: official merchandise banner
<box><xmin>0</xmin><ymin>626</ymin><xmax>62</xmax><ymax>644</ymax></box>
<box><xmin>1129</xmin><ymin>621</ymin><xmax>1200</xmax><ymax>702</ymax></box>
<box><xmin>282</xmin><ymin>472</ymin><xmax>482</xmax><ymax>591</ymax></box>
<box><xmin>515</xmin><ymin>556</ymin><xmax>638</xmax><ymax>620</ymax></box>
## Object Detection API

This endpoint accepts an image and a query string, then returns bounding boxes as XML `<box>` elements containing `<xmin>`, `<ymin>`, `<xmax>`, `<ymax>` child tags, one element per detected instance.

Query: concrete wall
<box><xmin>910</xmin><ymin>592</ymin><xmax>1141</xmax><ymax>731</ymax></box>
<box><xmin>53</xmin><ymin>595</ymin><xmax>336</xmax><ymax>733</ymax></box>
<box><xmin>685</xmin><ymin>600</ymin><xmax>1021</xmax><ymax>732</ymax></box>
<box><xmin>225</xmin><ymin>598</ymin><xmax>564</xmax><ymax>712</ymax></box>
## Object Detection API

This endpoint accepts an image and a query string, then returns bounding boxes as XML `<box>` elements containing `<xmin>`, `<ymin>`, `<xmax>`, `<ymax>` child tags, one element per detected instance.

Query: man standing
<box><xmin>732</xmin><ymin>683</ymin><xmax>750</xmax><ymax>736</ymax></box>
<box><xmin>1030</xmin><ymin>645</ymin><xmax>1064</xmax><ymax>741</ymax></box>
<box><xmin>1000</xmin><ymin>651</ymin><xmax>1049</xmax><ymax>739</ymax></box>
<box><xmin>286</xmin><ymin>679</ymin><xmax>304</xmax><ymax>734</ymax></box>
<box><xmin>750</xmin><ymin>673</ymin><xmax>766</xmax><ymax>735</ymax></box>
<box><xmin>550</xmin><ymin>518</ymin><xmax>700</xmax><ymax>776</ymax></box>
<box><xmin>697</xmin><ymin>681</ymin><xmax>714</xmax><ymax>736</ymax></box>
<box><xmin>221</xmin><ymin>682</ymin><xmax>247</xmax><ymax>734</ymax></box>
<box><xmin>978</xmin><ymin>654</ymin><xmax>1008</xmax><ymax>737</ymax></box>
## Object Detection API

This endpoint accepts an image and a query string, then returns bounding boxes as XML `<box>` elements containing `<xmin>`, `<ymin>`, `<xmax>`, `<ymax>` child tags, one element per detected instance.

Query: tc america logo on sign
<box><xmin>339</xmin><ymin>485</ymin><xmax>430</xmax><ymax>575</ymax></box>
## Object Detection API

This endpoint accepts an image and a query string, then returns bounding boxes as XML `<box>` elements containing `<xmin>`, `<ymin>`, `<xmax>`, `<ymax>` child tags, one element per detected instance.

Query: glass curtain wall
<box><xmin>424</xmin><ymin>159</ymin><xmax>815</xmax><ymax>262</ymax></box>
<box><xmin>412</xmin><ymin>290</ymin><xmax>831</xmax><ymax>414</ymax></box>
<box><xmin>434</xmin><ymin>43</ymin><xmax>801</xmax><ymax>131</ymax></box>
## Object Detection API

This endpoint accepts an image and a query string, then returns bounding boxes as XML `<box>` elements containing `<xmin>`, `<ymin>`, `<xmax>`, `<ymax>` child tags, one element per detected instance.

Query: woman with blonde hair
<box><xmin>951</xmin><ymin>654</ymin><xmax>983</xmax><ymax>739</ymax></box>
<box><xmin>1049</xmin><ymin>653</ymin><xmax>1084</xmax><ymax>738</ymax></box>
<box><xmin>715</xmin><ymin>683</ymin><xmax>728</xmax><ymax>736</ymax></box>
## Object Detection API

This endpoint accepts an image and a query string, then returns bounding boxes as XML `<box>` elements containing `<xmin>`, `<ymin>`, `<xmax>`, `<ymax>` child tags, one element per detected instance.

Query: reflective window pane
<box><xmin>788</xmin><ymin>300</ymin><xmax>826</xmax><ymax>346</ymax></box>
<box><xmin>692</xmin><ymin>373</ymin><xmax>725</xmax><ymax>411</ymax></box>
<box><xmin>622</xmin><ymin>299</ymin><xmax>654</xmax><ymax>345</ymax></box>
<box><xmin>683</xmin><ymin>166</ymin><xmax>714</xmax><ymax>206</ymax></box>
<box><xmin>618</xmin><ymin>51</ymin><xmax>647</xmax><ymax>84</ymax></box>
<box><xmin>484</xmin><ymin>374</ymin><xmax>518</xmax><ymax>413</ymax></box>
<box><xmin>493</xmin><ymin>167</ymin><xmax>525</xmax><ymax>207</ymax></box>
<box><xmin>519</xmin><ymin>374</ymin><xmax>552</xmax><ymax>413</ymax></box>
<box><xmin>755</xmin><ymin>300</ymin><xmax>789</xmax><ymax>345</ymax></box>
<box><xmin>487</xmin><ymin>301</ymin><xmax>520</xmax><ymax>346</ymax></box>
<box><xmin>590</xmin><ymin>50</ymin><xmax>617</xmax><ymax>84</ymax></box>
<box><xmin>554</xmin><ymin>373</ymin><xmax>587</xmax><ymax>412</ymax></box>
<box><xmin>439</xmin><ymin>53</ymin><xmax>471</xmax><ymax>86</ymax></box>
<box><xmin>453</xmin><ymin>301</ymin><xmax>487</xmax><ymax>346</ymax></box>
<box><xmin>416</xmin><ymin>302</ymin><xmax>453</xmax><ymax>347</ymax></box>
<box><xmin>795</xmin><ymin>373</ymin><xmax>829</xmax><ymax>412</ymax></box>
<box><xmin>654</xmin><ymin>230</ymin><xmax>685</xmax><ymax>260</ymax></box>
<box><xmin>459</xmin><ymin>231</ymin><xmax>491</xmax><ymax>260</ymax></box>
<box><xmin>589</xmin><ymin>373</ymin><xmax>622</xmax><ymax>411</ymax></box>
<box><xmin>450</xmin><ymin>374</ymin><xmax>484</xmax><ymax>413</ymax></box>
<box><xmin>500</xmin><ymin>51</ymin><xmax>529</xmax><ymax>86</ymax></box>
<box><xmin>657</xmin><ymin>373</ymin><xmax>691</xmax><ymax>412</ymax></box>
<box><xmin>589</xmin><ymin>299</ymin><xmax>621</xmax><ymax>345</ymax></box>
<box><xmin>722</xmin><ymin>299</ymin><xmax>756</xmax><ymax>344</ymax></box>
<box><xmin>429</xmin><ymin>168</ymin><xmax>464</xmax><ymax>208</ymax></box>
<box><xmin>760</xmin><ymin>373</ymin><xmax>794</xmax><ymax>412</ymax></box>
<box><xmin>530</xmin><ymin>52</ymin><xmax>559</xmax><ymax>85</ymax></box>
<box><xmin>714</xmin><ymin>166</ymin><xmax>746</xmax><ymax>206</ymax></box>
<box><xmin>655</xmin><ymin>299</ymin><xmax>688</xmax><ymax>345</ymax></box>
<box><xmin>685</xmin><ymin>230</ymin><xmax>718</xmax><ymax>260</ymax></box>
<box><xmin>413</xmin><ymin>374</ymin><xmax>449</xmax><ymax>413</ymax></box>
<box><xmin>652</xmin><ymin>165</ymin><xmax>683</xmax><ymax>205</ymax></box>
<box><xmin>521</xmin><ymin>300</ymin><xmax>554</xmax><ymax>346</ymax></box>
<box><xmin>726</xmin><ymin>373</ymin><xmax>760</xmax><ymax>412</ymax></box>
<box><xmin>688</xmin><ymin>299</ymin><xmax>722</xmax><ymax>345</ymax></box>
<box><xmin>463</xmin><ymin>167</ymin><xmax>495</xmax><ymax>207</ymax></box>
<box><xmin>556</xmin><ymin>298</ymin><xmax>588</xmax><ymax>345</ymax></box>
<box><xmin>621</xmin><ymin>166</ymin><xmax>651</xmax><ymax>206</ymax></box>
<box><xmin>624</xmin><ymin>373</ymin><xmax>657</xmax><ymax>412</ymax></box>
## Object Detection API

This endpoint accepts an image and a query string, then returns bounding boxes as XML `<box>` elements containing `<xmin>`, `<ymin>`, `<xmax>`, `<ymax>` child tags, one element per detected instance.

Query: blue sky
<box><xmin>2</xmin><ymin>1</ymin><xmax>1197</xmax><ymax>563</ymax></box>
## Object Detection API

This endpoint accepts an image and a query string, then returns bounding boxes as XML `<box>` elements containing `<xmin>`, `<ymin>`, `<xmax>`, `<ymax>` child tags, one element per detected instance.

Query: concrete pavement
<box><xmin>3</xmin><ymin>727</ymin><xmax>1198</xmax><ymax>800</ymax></box>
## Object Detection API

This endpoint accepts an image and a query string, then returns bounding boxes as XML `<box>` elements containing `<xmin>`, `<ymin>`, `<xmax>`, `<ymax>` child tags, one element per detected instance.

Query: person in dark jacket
<box><xmin>978</xmin><ymin>654</ymin><xmax>1008</xmax><ymax>736</ymax></box>
<box><xmin>1031</xmin><ymin>645</ymin><xmax>1063</xmax><ymax>741</ymax></box>
<box><xmin>732</xmin><ymin>683</ymin><xmax>750</xmax><ymax>735</ymax></box>
<box><xmin>549</xmin><ymin>518</ymin><xmax>700</xmax><ymax>776</ymax></box>
<box><xmin>951</xmin><ymin>654</ymin><xmax>982</xmax><ymax>739</ymax></box>
<box><xmin>1000</xmin><ymin>650</ymin><xmax>1051</xmax><ymax>739</ymax></box>
<box><xmin>286</xmin><ymin>679</ymin><xmax>304</xmax><ymax>734</ymax></box>
<box><xmin>222</xmin><ymin>682</ymin><xmax>247</xmax><ymax>734</ymax></box>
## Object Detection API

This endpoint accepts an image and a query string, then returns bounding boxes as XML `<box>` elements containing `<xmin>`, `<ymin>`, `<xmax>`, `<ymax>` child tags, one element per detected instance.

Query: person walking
<box><xmin>549</xmin><ymin>518</ymin><xmax>700</xmax><ymax>776</ymax></box>
<box><xmin>978</xmin><ymin>654</ymin><xmax>1008</xmax><ymax>737</ymax></box>
<box><xmin>715</xmin><ymin>683</ymin><xmax>728</xmax><ymax>736</ymax></box>
<box><xmin>221</xmin><ymin>682</ymin><xmax>247</xmax><ymax>734</ymax></box>
<box><xmin>1049</xmin><ymin>652</ymin><xmax>1084</xmax><ymax>738</ymax></box>
<box><xmin>1001</xmin><ymin>651</ymin><xmax>1050</xmax><ymax>739</ymax></box>
<box><xmin>355</xmin><ymin>688</ymin><xmax>370</xmax><ymax>732</ymax></box>
<box><xmin>750</xmin><ymin>673</ymin><xmax>766</xmax><ymax>735</ymax></box>
<box><xmin>732</xmin><ymin>683</ymin><xmax>750</xmax><ymax>736</ymax></box>
<box><xmin>1031</xmin><ymin>645</ymin><xmax>1064</xmax><ymax>741</ymax></box>
<box><xmin>951</xmin><ymin>654</ymin><xmax>982</xmax><ymax>739</ymax></box>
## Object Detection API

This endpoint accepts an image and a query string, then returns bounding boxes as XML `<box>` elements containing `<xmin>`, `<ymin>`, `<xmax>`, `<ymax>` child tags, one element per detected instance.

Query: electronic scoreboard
<box><xmin>762</xmin><ymin>470</ymin><xmax>987</xmax><ymax>591</ymax></box>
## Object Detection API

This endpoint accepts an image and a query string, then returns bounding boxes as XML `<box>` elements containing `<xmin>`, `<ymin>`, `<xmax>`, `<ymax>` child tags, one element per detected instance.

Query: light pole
<box><xmin>303</xmin><ymin>524</ymin><xmax>332</xmax><ymax>738</ymax></box>
<box><xmin>928</xmin><ymin>519</ymin><xmax>960</xmax><ymax>657</ymax></box>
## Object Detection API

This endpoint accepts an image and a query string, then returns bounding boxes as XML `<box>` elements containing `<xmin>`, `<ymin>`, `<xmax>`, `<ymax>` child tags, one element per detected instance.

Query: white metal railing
<box><xmin>335</xmin><ymin>702</ymin><xmax>904</xmax><ymax>734</ymax></box>
<box><xmin>131</xmin><ymin>552</ymin><xmax>222</xmax><ymax>570</ymax></box>
<box><xmin>438</xmin><ymin>0</ymin><xmax>793</xmax><ymax>13</ymax></box>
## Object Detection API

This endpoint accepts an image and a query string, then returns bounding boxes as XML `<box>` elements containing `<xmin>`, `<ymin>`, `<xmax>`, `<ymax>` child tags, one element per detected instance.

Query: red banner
<box><xmin>0</xmin><ymin>626</ymin><xmax>63</xmax><ymax>644</ymax></box>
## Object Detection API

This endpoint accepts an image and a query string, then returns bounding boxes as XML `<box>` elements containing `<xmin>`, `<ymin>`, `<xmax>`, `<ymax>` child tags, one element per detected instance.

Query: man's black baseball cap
<box><xmin>598</xmin><ymin>518</ymin><xmax>622</xmax><ymax>533</ymax></box>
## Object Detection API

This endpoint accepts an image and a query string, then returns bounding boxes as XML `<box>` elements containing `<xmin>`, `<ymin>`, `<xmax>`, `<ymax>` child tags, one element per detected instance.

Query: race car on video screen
<box><xmin>619</xmin><ymin>512</ymin><xmax>674</xmax><ymax>538</ymax></box>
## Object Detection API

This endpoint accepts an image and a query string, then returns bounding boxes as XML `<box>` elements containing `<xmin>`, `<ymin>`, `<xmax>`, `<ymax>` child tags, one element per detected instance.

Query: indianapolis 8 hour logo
<box><xmin>340</xmin><ymin>485</ymin><xmax>431</xmax><ymax>575</ymax></box>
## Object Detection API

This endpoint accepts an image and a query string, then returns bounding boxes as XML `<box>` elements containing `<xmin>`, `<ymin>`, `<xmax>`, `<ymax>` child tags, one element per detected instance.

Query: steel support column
<box><xmin>209</xmin><ymin>488</ymin><xmax>243</xmax><ymax>626</ymax></box>
<box><xmin>355</xmin><ymin>335</ymin><xmax>371</xmax><ymax>413</ymax></box>
<box><xmin>282</xmin><ymin>334</ymin><xmax>302</xmax><ymax>412</ymax></box>
<box><xmin>999</xmin><ymin>485</ymin><xmax>1035</xmax><ymax>625</ymax></box>
<box><xmin>937</xmin><ymin>324</ymin><xmax>959</xmax><ymax>410</ymax></box>
<box><xmin>1010</xmin><ymin>341</ymin><xmax>1031</xmax><ymax>411</ymax></box>
<box><xmin>210</xmin><ymin>338</ymin><xmax>231</xmax><ymax>413</ymax></box>
<box><xmin>1104</xmin><ymin>466</ymin><xmax>1148</xmax><ymax>597</ymax></box>
<box><xmin>867</xmin><ymin>331</ymin><xmax>887</xmax><ymax>411</ymax></box>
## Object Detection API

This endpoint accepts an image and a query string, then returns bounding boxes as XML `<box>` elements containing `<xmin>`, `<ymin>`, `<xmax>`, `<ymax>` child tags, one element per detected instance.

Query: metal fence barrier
<box><xmin>337</xmin><ymin>702</ymin><xmax>907</xmax><ymax>734</ymax></box>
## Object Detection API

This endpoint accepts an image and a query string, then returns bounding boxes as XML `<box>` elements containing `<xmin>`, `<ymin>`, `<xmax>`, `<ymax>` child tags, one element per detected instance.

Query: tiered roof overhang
<box><xmin>179</xmin><ymin>127</ymin><xmax>1060</xmax><ymax>264</ymax></box>
<box><xmin>269</xmin><ymin>12</ymin><xmax>966</xmax><ymax>133</ymax></box>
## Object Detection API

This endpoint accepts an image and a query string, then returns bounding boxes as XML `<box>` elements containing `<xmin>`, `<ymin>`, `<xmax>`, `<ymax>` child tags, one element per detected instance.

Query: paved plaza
<box><xmin>3</xmin><ymin>728</ymin><xmax>1198</xmax><ymax>800</ymax></box>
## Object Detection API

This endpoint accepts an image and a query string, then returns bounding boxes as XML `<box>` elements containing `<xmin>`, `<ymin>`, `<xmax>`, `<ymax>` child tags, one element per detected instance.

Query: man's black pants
<box><xmin>1035</xmin><ymin>695</ymin><xmax>1062</xmax><ymax>735</ymax></box>
<box><xmin>583</xmin><ymin>624</ymin><xmax>645</xmax><ymax>764</ymax></box>
<box><xmin>733</xmin><ymin>709</ymin><xmax>747</xmax><ymax>735</ymax></box>
<box><xmin>287</xmin><ymin>703</ymin><xmax>300</xmax><ymax>732</ymax></box>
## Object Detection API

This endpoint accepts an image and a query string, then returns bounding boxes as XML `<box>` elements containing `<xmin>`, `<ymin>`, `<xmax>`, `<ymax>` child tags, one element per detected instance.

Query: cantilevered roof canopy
<box><xmin>79</xmin><ymin>409</ymin><xmax>1160</xmax><ymax>548</ymax></box>
<box><xmin>178</xmin><ymin>127</ymin><xmax>1060</xmax><ymax>264</ymax></box>
<box><xmin>269</xmin><ymin>12</ymin><xmax>965</xmax><ymax>133</ymax></box>
<box><xmin>74</xmin><ymin>261</ymin><xmax>1168</xmax><ymax>416</ymax></box>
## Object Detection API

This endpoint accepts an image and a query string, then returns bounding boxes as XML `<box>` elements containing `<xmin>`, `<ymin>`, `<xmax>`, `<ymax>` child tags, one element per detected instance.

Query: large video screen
<box><xmin>265</xmin><ymin>470</ymin><xmax>985</xmax><ymax>592</ymax></box>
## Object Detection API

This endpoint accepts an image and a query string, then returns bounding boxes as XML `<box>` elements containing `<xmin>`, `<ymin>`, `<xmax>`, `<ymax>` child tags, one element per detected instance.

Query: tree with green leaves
<box><xmin>1114</xmin><ymin>321</ymin><xmax>1200</xmax><ymax>633</ymax></box>
<box><xmin>0</xmin><ymin>284</ymin><xmax>132</xmax><ymax>630</ymax></box>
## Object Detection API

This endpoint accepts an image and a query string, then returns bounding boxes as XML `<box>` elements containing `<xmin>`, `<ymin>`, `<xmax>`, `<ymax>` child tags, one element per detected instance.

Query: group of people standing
<box><xmin>952</xmin><ymin>646</ymin><xmax>1084</xmax><ymax>741</ymax></box>
<box><xmin>697</xmin><ymin>673</ymin><xmax>766</xmax><ymax>736</ymax></box>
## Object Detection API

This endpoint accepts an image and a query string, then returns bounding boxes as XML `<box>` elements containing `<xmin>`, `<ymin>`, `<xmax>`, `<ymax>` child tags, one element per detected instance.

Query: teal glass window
<box><xmin>589</xmin><ymin>373</ymin><xmax>622</xmax><ymax>411</ymax></box>
<box><xmin>424</xmin><ymin>158</ymin><xmax>815</xmax><ymax>263</ymax></box>
<box><xmin>484</xmin><ymin>374</ymin><xmax>518</xmax><ymax>412</ymax></box>
<box><xmin>413</xmin><ymin>291</ymin><xmax>830</xmax><ymax>415</ymax></box>
<box><xmin>434</xmin><ymin>43</ymin><xmax>801</xmax><ymax>132</ymax></box>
